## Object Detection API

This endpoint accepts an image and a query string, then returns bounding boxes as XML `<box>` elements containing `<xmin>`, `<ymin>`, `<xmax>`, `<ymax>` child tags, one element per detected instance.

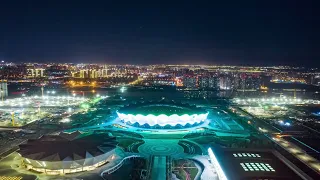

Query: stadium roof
<box><xmin>119</xmin><ymin>101</ymin><xmax>207</xmax><ymax>116</ymax></box>
<box><xmin>18</xmin><ymin>132</ymin><xmax>118</xmax><ymax>161</ymax></box>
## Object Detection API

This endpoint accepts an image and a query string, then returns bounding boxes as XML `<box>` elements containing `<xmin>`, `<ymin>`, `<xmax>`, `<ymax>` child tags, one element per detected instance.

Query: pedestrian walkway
<box><xmin>151</xmin><ymin>156</ymin><xmax>167</xmax><ymax>180</ymax></box>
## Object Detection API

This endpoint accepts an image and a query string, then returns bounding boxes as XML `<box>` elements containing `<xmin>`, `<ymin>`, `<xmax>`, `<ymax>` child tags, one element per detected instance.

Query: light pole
<box><xmin>38</xmin><ymin>104</ymin><xmax>41</xmax><ymax>116</ymax></box>
<box><xmin>0</xmin><ymin>88</ymin><xmax>3</xmax><ymax>102</ymax></box>
<box><xmin>41</xmin><ymin>86</ymin><xmax>44</xmax><ymax>98</ymax></box>
<box><xmin>11</xmin><ymin>112</ymin><xmax>15</xmax><ymax>126</ymax></box>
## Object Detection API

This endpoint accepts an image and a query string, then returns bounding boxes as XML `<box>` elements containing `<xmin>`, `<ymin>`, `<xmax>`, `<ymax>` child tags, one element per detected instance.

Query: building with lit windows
<box><xmin>198</xmin><ymin>76</ymin><xmax>219</xmax><ymax>90</ymax></box>
<box><xmin>0</xmin><ymin>80</ymin><xmax>8</xmax><ymax>97</ymax></box>
<box><xmin>210</xmin><ymin>148</ymin><xmax>310</xmax><ymax>180</ymax></box>
<box><xmin>117</xmin><ymin>101</ymin><xmax>208</xmax><ymax>128</ymax></box>
<box><xmin>27</xmin><ymin>68</ymin><xmax>45</xmax><ymax>78</ymax></box>
<box><xmin>183</xmin><ymin>75</ymin><xmax>197</xmax><ymax>89</ymax></box>
<box><xmin>219</xmin><ymin>75</ymin><xmax>232</xmax><ymax>90</ymax></box>
<box><xmin>18</xmin><ymin>132</ymin><xmax>118</xmax><ymax>175</ymax></box>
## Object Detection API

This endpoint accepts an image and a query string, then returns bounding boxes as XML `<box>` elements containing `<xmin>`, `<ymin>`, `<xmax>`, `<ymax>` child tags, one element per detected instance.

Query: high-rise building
<box><xmin>198</xmin><ymin>76</ymin><xmax>219</xmax><ymax>90</ymax></box>
<box><xmin>100</xmin><ymin>68</ymin><xmax>108</xmax><ymax>77</ymax></box>
<box><xmin>80</xmin><ymin>69</ymin><xmax>87</xmax><ymax>78</ymax></box>
<box><xmin>219</xmin><ymin>76</ymin><xmax>232</xmax><ymax>90</ymax></box>
<box><xmin>27</xmin><ymin>68</ymin><xmax>45</xmax><ymax>78</ymax></box>
<box><xmin>198</xmin><ymin>76</ymin><xmax>209</xmax><ymax>88</ymax></box>
<box><xmin>183</xmin><ymin>76</ymin><xmax>197</xmax><ymax>89</ymax></box>
<box><xmin>238</xmin><ymin>73</ymin><xmax>261</xmax><ymax>90</ymax></box>
<box><xmin>312</xmin><ymin>75</ymin><xmax>320</xmax><ymax>86</ymax></box>
<box><xmin>0</xmin><ymin>80</ymin><xmax>8</xmax><ymax>98</ymax></box>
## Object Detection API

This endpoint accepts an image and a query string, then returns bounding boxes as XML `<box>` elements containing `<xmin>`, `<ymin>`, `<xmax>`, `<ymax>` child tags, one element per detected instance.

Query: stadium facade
<box><xmin>117</xmin><ymin>101</ymin><xmax>208</xmax><ymax>127</ymax></box>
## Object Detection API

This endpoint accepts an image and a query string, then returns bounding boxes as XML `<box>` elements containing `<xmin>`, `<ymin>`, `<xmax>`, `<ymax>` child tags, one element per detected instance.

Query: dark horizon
<box><xmin>0</xmin><ymin>0</ymin><xmax>319</xmax><ymax>67</ymax></box>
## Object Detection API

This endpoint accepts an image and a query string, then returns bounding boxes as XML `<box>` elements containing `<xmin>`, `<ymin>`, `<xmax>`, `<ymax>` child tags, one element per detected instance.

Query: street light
<box><xmin>11</xmin><ymin>111</ymin><xmax>15</xmax><ymax>126</ymax></box>
<box><xmin>41</xmin><ymin>86</ymin><xmax>44</xmax><ymax>98</ymax></box>
<box><xmin>0</xmin><ymin>89</ymin><xmax>3</xmax><ymax>102</ymax></box>
<box><xmin>120</xmin><ymin>87</ymin><xmax>126</xmax><ymax>93</ymax></box>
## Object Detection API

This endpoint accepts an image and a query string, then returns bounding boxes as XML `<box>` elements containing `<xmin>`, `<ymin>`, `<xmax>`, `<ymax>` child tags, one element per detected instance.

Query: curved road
<box><xmin>181</xmin><ymin>162</ymin><xmax>190</xmax><ymax>180</ymax></box>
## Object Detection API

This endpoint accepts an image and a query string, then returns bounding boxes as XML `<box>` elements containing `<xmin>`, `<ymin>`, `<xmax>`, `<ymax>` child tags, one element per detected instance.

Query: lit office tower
<box><xmin>183</xmin><ymin>76</ymin><xmax>197</xmax><ymax>89</ymax></box>
<box><xmin>80</xmin><ymin>70</ymin><xmax>88</xmax><ymax>78</ymax></box>
<box><xmin>239</xmin><ymin>73</ymin><xmax>261</xmax><ymax>90</ymax></box>
<box><xmin>100</xmin><ymin>65</ymin><xmax>108</xmax><ymax>77</ymax></box>
<box><xmin>246</xmin><ymin>75</ymin><xmax>261</xmax><ymax>90</ymax></box>
<box><xmin>198</xmin><ymin>76</ymin><xmax>219</xmax><ymax>90</ymax></box>
<box><xmin>312</xmin><ymin>75</ymin><xmax>320</xmax><ymax>86</ymax></box>
<box><xmin>219</xmin><ymin>76</ymin><xmax>232</xmax><ymax>90</ymax></box>
<box><xmin>90</xmin><ymin>70</ymin><xmax>98</xmax><ymax>78</ymax></box>
<box><xmin>209</xmin><ymin>76</ymin><xmax>219</xmax><ymax>89</ymax></box>
<box><xmin>0</xmin><ymin>80</ymin><xmax>8</xmax><ymax>98</ymax></box>
<box><xmin>198</xmin><ymin>76</ymin><xmax>209</xmax><ymax>88</ymax></box>
<box><xmin>27</xmin><ymin>68</ymin><xmax>45</xmax><ymax>78</ymax></box>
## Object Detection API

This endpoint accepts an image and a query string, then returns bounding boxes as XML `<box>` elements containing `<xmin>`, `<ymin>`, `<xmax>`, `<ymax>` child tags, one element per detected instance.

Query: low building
<box><xmin>18</xmin><ymin>131</ymin><xmax>118</xmax><ymax>175</ymax></box>
<box><xmin>210</xmin><ymin>148</ymin><xmax>310</xmax><ymax>180</ymax></box>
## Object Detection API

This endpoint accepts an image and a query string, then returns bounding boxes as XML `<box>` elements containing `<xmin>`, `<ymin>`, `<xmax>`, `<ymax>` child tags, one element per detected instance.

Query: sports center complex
<box><xmin>0</xmin><ymin>97</ymin><xmax>315</xmax><ymax>180</ymax></box>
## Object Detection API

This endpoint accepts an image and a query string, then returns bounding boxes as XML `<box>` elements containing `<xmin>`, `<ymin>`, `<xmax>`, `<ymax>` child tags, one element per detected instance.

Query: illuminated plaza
<box><xmin>0</xmin><ymin>95</ymin><xmax>88</xmax><ymax>127</ymax></box>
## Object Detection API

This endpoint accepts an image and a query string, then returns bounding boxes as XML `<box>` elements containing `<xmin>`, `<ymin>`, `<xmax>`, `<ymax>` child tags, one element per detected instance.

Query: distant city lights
<box><xmin>60</xmin><ymin>118</ymin><xmax>70</xmax><ymax>123</ymax></box>
<box><xmin>0</xmin><ymin>95</ymin><xmax>87</xmax><ymax>107</ymax></box>
<box><xmin>233</xmin><ymin>97</ymin><xmax>320</xmax><ymax>105</ymax></box>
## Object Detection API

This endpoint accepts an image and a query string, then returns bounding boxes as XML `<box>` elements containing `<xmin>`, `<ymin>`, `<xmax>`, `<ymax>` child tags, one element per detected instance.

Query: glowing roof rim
<box><xmin>116</xmin><ymin>111</ymin><xmax>209</xmax><ymax>117</ymax></box>
<box><xmin>117</xmin><ymin>112</ymin><xmax>208</xmax><ymax>126</ymax></box>
<box><xmin>122</xmin><ymin>120</ymin><xmax>205</xmax><ymax>127</ymax></box>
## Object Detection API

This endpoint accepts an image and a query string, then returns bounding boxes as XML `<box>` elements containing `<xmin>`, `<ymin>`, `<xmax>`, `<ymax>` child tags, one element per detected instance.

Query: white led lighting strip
<box><xmin>208</xmin><ymin>148</ymin><xmax>228</xmax><ymax>180</ymax></box>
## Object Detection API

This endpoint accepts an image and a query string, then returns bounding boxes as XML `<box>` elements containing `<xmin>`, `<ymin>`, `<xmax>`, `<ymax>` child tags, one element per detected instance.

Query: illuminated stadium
<box><xmin>117</xmin><ymin>101</ymin><xmax>208</xmax><ymax>128</ymax></box>
<box><xmin>18</xmin><ymin>131</ymin><xmax>118</xmax><ymax>175</ymax></box>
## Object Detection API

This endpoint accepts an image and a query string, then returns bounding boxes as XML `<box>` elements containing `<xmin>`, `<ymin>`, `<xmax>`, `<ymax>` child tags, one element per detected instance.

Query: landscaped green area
<box><xmin>110</xmin><ymin>130</ymin><xmax>144</xmax><ymax>138</ymax></box>
<box><xmin>173</xmin><ymin>159</ymin><xmax>198</xmax><ymax>180</ymax></box>
<box><xmin>117</xmin><ymin>137</ymin><xmax>144</xmax><ymax>152</ymax></box>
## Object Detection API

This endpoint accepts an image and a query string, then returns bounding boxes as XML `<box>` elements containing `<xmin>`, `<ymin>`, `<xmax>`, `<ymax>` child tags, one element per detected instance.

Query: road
<box><xmin>180</xmin><ymin>162</ymin><xmax>190</xmax><ymax>180</ymax></box>
<box><xmin>192</xmin><ymin>160</ymin><xmax>202</xmax><ymax>180</ymax></box>
<box><xmin>151</xmin><ymin>156</ymin><xmax>167</xmax><ymax>180</ymax></box>
<box><xmin>271</xmin><ymin>136</ymin><xmax>320</xmax><ymax>174</ymax></box>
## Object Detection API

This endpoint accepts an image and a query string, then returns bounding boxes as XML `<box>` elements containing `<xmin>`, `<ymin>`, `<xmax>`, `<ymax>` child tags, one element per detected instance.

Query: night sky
<box><xmin>0</xmin><ymin>0</ymin><xmax>319</xmax><ymax>66</ymax></box>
